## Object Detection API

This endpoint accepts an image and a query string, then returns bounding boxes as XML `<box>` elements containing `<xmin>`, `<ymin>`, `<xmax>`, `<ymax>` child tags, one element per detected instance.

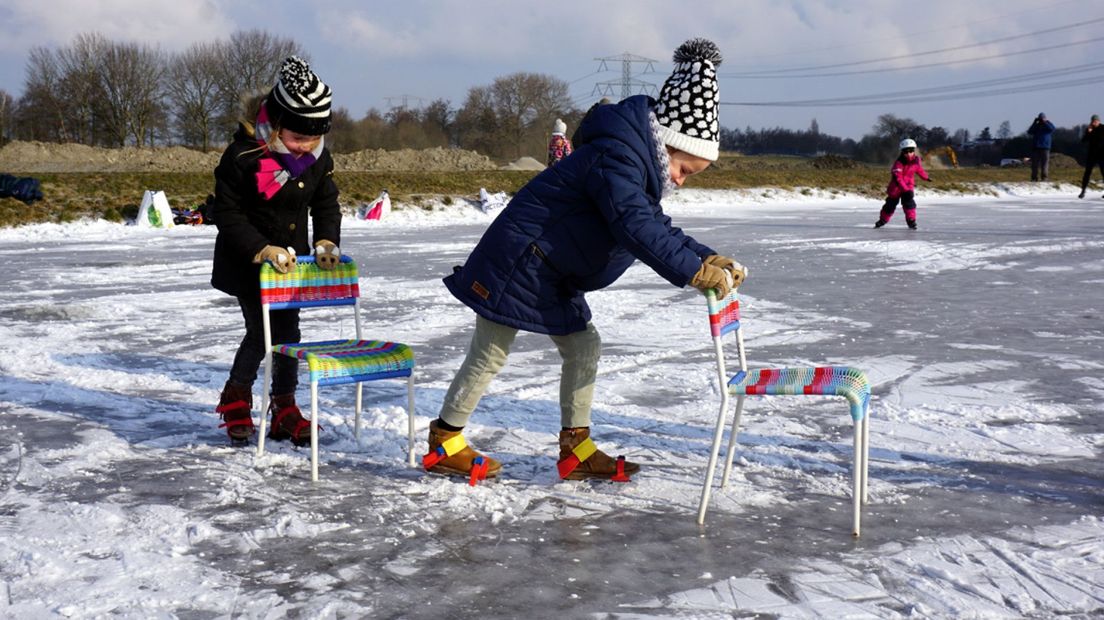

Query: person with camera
<box><xmin>1027</xmin><ymin>112</ymin><xmax>1056</xmax><ymax>182</ymax></box>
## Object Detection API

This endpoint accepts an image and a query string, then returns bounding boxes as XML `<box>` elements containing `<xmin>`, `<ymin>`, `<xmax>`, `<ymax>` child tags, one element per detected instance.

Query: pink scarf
<box><xmin>253</xmin><ymin>105</ymin><xmax>324</xmax><ymax>200</ymax></box>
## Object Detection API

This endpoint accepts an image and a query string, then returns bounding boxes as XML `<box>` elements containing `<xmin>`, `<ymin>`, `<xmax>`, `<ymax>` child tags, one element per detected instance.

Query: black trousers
<box><xmin>1082</xmin><ymin>157</ymin><xmax>1104</xmax><ymax>190</ymax></box>
<box><xmin>228</xmin><ymin>295</ymin><xmax>300</xmax><ymax>396</ymax></box>
<box><xmin>880</xmin><ymin>191</ymin><xmax>917</xmax><ymax>221</ymax></box>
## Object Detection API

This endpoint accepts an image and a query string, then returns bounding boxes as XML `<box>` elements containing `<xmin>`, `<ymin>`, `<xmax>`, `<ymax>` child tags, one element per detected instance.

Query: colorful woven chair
<box><xmin>257</xmin><ymin>256</ymin><xmax>416</xmax><ymax>481</ymax></box>
<box><xmin>696</xmin><ymin>282</ymin><xmax>871</xmax><ymax>536</ymax></box>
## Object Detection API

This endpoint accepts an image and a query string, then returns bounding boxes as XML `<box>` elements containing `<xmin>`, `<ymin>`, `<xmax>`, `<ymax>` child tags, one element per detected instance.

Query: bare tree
<box><xmin>454</xmin><ymin>86</ymin><xmax>500</xmax><ymax>155</ymax></box>
<box><xmin>455</xmin><ymin>73</ymin><xmax>576</xmax><ymax>158</ymax></box>
<box><xmin>491</xmin><ymin>72</ymin><xmax>572</xmax><ymax>158</ymax></box>
<box><xmin>167</xmin><ymin>42</ymin><xmax>223</xmax><ymax>151</ymax></box>
<box><xmin>213</xmin><ymin>30</ymin><xmax>306</xmax><ymax>137</ymax></box>
<box><xmin>95</xmin><ymin>40</ymin><xmax>165</xmax><ymax>146</ymax></box>
<box><xmin>997</xmin><ymin>120</ymin><xmax>1013</xmax><ymax>140</ymax></box>
<box><xmin>0</xmin><ymin>89</ymin><xmax>13</xmax><ymax>143</ymax></box>
<box><xmin>17</xmin><ymin>46</ymin><xmax>69</xmax><ymax>142</ymax></box>
<box><xmin>56</xmin><ymin>32</ymin><xmax>110</xmax><ymax>144</ymax></box>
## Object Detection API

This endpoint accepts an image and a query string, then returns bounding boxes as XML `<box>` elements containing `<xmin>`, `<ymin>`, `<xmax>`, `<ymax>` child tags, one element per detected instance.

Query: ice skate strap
<box><xmin>215</xmin><ymin>400</ymin><xmax>249</xmax><ymax>415</ymax></box>
<box><xmin>218</xmin><ymin>418</ymin><xmax>254</xmax><ymax>430</ymax></box>
<box><xmin>469</xmin><ymin>456</ymin><xmax>489</xmax><ymax>486</ymax></box>
<box><xmin>216</xmin><ymin>400</ymin><xmax>254</xmax><ymax>429</ymax></box>
<box><xmin>557</xmin><ymin>437</ymin><xmax>598</xmax><ymax>479</ymax></box>
<box><xmin>423</xmin><ymin>433</ymin><xmax>467</xmax><ymax>469</ymax></box>
<box><xmin>272</xmin><ymin>406</ymin><xmax>321</xmax><ymax>436</ymax></box>
<box><xmin>610</xmin><ymin>456</ymin><xmax>631</xmax><ymax>483</ymax></box>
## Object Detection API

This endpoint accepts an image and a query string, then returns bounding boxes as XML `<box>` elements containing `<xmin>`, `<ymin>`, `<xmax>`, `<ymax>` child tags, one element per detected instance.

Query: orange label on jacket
<box><xmin>471</xmin><ymin>281</ymin><xmax>490</xmax><ymax>300</ymax></box>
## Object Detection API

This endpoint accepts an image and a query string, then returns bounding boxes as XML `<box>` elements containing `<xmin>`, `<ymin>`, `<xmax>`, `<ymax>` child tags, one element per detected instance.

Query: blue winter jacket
<box><xmin>443</xmin><ymin>95</ymin><xmax>716</xmax><ymax>336</ymax></box>
<box><xmin>1027</xmin><ymin>119</ymin><xmax>1056</xmax><ymax>149</ymax></box>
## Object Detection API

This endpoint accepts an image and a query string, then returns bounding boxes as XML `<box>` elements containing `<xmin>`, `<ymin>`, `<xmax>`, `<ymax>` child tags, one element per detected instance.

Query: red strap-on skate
<box><xmin>216</xmin><ymin>400</ymin><xmax>255</xmax><ymax>432</ymax></box>
<box><xmin>272</xmin><ymin>405</ymin><xmax>321</xmax><ymax>439</ymax></box>
<box><xmin>469</xmin><ymin>456</ymin><xmax>489</xmax><ymax>486</ymax></box>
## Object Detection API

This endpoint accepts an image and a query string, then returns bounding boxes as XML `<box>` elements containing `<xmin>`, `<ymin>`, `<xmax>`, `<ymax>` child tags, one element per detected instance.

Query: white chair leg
<box><xmin>407</xmin><ymin>373</ymin><xmax>416</xmax><ymax>468</ymax></box>
<box><xmin>311</xmin><ymin>381</ymin><xmax>319</xmax><ymax>482</ymax></box>
<box><xmin>720</xmin><ymin>394</ymin><xmax>746</xmax><ymax>488</ymax></box>
<box><xmin>852</xmin><ymin>421</ymin><xmax>862</xmax><ymax>537</ymax></box>
<box><xmin>257</xmin><ymin>353</ymin><xmax>272</xmax><ymax>457</ymax></box>
<box><xmin>354</xmin><ymin>381</ymin><xmax>363</xmax><ymax>441</ymax></box>
<box><xmin>861</xmin><ymin>413</ymin><xmax>870</xmax><ymax>503</ymax></box>
<box><xmin>697</xmin><ymin>392</ymin><xmax>730</xmax><ymax>525</ymax></box>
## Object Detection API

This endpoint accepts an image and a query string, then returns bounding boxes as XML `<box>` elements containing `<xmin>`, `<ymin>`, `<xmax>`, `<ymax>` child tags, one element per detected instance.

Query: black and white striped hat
<box><xmin>266</xmin><ymin>56</ymin><xmax>332</xmax><ymax>135</ymax></box>
<box><xmin>653</xmin><ymin>39</ymin><xmax>722</xmax><ymax>161</ymax></box>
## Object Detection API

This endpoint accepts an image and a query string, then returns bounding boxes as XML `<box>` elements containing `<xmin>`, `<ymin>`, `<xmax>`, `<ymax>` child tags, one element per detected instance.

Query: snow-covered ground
<box><xmin>1</xmin><ymin>184</ymin><xmax>1102</xmax><ymax>618</ymax></box>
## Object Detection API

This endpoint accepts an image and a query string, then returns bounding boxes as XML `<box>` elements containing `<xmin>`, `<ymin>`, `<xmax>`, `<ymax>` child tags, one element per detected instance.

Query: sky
<box><xmin>0</xmin><ymin>0</ymin><xmax>1101</xmax><ymax>140</ymax></box>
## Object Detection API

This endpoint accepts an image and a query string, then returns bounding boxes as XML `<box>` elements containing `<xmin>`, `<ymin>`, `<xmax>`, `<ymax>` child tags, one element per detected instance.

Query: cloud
<box><xmin>0</xmin><ymin>0</ymin><xmax>235</xmax><ymax>54</ymax></box>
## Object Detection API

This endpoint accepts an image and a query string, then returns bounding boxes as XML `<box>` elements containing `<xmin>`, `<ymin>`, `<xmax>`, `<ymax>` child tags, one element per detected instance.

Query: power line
<box><xmin>720</xmin><ymin>16</ymin><xmax>1104</xmax><ymax>78</ymax></box>
<box><xmin>722</xmin><ymin>36</ymin><xmax>1104</xmax><ymax>79</ymax></box>
<box><xmin>592</xmin><ymin>52</ymin><xmax>659</xmax><ymax>99</ymax></box>
<box><xmin>728</xmin><ymin>0</ymin><xmax>1085</xmax><ymax>64</ymax></box>
<box><xmin>722</xmin><ymin>68</ymin><xmax>1104</xmax><ymax>107</ymax></box>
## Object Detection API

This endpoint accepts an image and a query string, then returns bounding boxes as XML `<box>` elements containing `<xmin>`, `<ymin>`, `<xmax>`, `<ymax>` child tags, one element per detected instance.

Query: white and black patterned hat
<box><xmin>266</xmin><ymin>56</ymin><xmax>333</xmax><ymax>135</ymax></box>
<box><xmin>654</xmin><ymin>39</ymin><xmax>722</xmax><ymax>161</ymax></box>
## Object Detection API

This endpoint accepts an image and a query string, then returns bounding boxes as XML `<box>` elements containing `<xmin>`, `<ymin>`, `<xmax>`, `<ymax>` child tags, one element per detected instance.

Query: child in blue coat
<box><xmin>426</xmin><ymin>39</ymin><xmax>744</xmax><ymax>483</ymax></box>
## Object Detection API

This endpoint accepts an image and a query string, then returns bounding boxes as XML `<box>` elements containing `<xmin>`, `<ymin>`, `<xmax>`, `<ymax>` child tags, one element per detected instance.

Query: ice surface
<box><xmin>0</xmin><ymin>184</ymin><xmax>1102</xmax><ymax>618</ymax></box>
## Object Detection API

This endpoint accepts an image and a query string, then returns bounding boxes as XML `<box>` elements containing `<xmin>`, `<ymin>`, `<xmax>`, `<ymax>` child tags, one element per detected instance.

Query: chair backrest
<box><xmin>706</xmin><ymin>287</ymin><xmax>741</xmax><ymax>339</ymax></box>
<box><xmin>259</xmin><ymin>255</ymin><xmax>359</xmax><ymax>310</ymax></box>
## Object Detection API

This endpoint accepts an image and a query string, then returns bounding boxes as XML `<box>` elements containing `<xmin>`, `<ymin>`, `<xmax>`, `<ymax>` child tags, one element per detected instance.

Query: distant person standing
<box><xmin>1027</xmin><ymin>112</ymin><xmax>1056</xmax><ymax>182</ymax></box>
<box><xmin>874</xmin><ymin>138</ymin><xmax>931</xmax><ymax>230</ymax></box>
<box><xmin>1078</xmin><ymin>114</ymin><xmax>1103</xmax><ymax>199</ymax></box>
<box><xmin>547</xmin><ymin>118</ymin><xmax>573</xmax><ymax>167</ymax></box>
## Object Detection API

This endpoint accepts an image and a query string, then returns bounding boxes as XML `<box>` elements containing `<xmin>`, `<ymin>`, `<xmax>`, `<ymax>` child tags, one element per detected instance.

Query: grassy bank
<box><xmin>0</xmin><ymin>155</ymin><xmax>1084</xmax><ymax>227</ymax></box>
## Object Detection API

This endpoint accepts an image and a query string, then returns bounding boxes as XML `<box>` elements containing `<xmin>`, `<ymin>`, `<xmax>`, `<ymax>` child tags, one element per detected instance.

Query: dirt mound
<box><xmin>0</xmin><ymin>140</ymin><xmax>496</xmax><ymax>173</ymax></box>
<box><xmin>1046</xmin><ymin>152</ymin><xmax>1080</xmax><ymax>169</ymax></box>
<box><xmin>499</xmin><ymin>156</ymin><xmax>545</xmax><ymax>171</ymax></box>
<box><xmin>0</xmin><ymin>141</ymin><xmax>221</xmax><ymax>173</ymax></box>
<box><xmin>811</xmin><ymin>154</ymin><xmax>860</xmax><ymax>170</ymax></box>
<box><xmin>335</xmin><ymin>147</ymin><xmax>494</xmax><ymax>172</ymax></box>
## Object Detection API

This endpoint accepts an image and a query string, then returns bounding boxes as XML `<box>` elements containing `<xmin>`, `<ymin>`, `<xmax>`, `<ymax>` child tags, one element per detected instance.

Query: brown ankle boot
<box><xmin>558</xmin><ymin>427</ymin><xmax>640</xmax><ymax>481</ymax></box>
<box><xmin>216</xmin><ymin>380</ymin><xmax>254</xmax><ymax>443</ymax></box>
<box><xmin>424</xmin><ymin>420</ymin><xmax>502</xmax><ymax>480</ymax></box>
<box><xmin>268</xmin><ymin>393</ymin><xmax>316</xmax><ymax>447</ymax></box>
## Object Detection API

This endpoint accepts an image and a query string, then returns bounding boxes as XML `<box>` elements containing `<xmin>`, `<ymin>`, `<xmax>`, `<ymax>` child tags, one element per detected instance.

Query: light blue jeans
<box><xmin>439</xmin><ymin>315</ymin><xmax>601</xmax><ymax>428</ymax></box>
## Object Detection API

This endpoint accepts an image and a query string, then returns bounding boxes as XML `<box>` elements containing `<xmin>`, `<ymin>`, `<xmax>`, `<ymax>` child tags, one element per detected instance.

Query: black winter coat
<box><xmin>443</xmin><ymin>95</ymin><xmax>715</xmax><ymax>336</ymax></box>
<box><xmin>210</xmin><ymin>126</ymin><xmax>341</xmax><ymax>298</ymax></box>
<box><xmin>1083</xmin><ymin>125</ymin><xmax>1104</xmax><ymax>160</ymax></box>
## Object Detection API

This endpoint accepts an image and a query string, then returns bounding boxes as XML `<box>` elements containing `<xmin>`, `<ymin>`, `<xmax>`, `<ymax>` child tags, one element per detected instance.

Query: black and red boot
<box><xmin>268</xmin><ymin>393</ymin><xmax>317</xmax><ymax>447</ymax></box>
<box><xmin>216</xmin><ymin>380</ymin><xmax>254</xmax><ymax>444</ymax></box>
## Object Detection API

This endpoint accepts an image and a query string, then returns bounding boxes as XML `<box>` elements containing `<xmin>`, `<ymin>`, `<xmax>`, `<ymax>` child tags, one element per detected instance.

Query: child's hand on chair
<box><xmin>255</xmin><ymin>245</ymin><xmax>297</xmax><ymax>273</ymax></box>
<box><xmin>691</xmin><ymin>262</ymin><xmax>732</xmax><ymax>298</ymax></box>
<box><xmin>315</xmin><ymin>240</ymin><xmax>341</xmax><ymax>270</ymax></box>
<box><xmin>704</xmin><ymin>254</ymin><xmax>747</xmax><ymax>288</ymax></box>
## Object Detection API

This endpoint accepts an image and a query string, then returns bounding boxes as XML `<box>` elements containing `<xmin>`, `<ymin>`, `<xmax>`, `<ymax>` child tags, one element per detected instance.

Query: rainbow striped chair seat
<box><xmin>258</xmin><ymin>256</ymin><xmax>416</xmax><ymax>481</ymax></box>
<box><xmin>697</xmin><ymin>280</ymin><xmax>872</xmax><ymax>536</ymax></box>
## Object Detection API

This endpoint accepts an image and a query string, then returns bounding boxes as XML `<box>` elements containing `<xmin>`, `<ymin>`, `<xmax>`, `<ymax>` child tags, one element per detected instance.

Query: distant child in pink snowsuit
<box><xmin>547</xmin><ymin>118</ymin><xmax>573</xmax><ymax>167</ymax></box>
<box><xmin>874</xmin><ymin>138</ymin><xmax>931</xmax><ymax>230</ymax></box>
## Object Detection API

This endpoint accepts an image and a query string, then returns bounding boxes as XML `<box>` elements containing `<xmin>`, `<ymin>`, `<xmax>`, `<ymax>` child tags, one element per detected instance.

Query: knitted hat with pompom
<box><xmin>653</xmin><ymin>38</ymin><xmax>722</xmax><ymax>161</ymax></box>
<box><xmin>265</xmin><ymin>56</ymin><xmax>332</xmax><ymax>135</ymax></box>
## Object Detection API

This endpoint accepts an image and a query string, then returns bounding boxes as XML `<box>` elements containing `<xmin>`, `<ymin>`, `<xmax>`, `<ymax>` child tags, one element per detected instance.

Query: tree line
<box><xmin>723</xmin><ymin>114</ymin><xmax>1093</xmax><ymax>165</ymax></box>
<box><xmin>0</xmin><ymin>31</ymin><xmax>1091</xmax><ymax>164</ymax></box>
<box><xmin>0</xmin><ymin>30</ymin><xmax>579</xmax><ymax>160</ymax></box>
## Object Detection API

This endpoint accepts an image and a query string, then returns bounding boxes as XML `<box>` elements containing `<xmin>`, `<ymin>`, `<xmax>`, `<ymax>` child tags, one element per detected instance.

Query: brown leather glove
<box><xmin>703</xmin><ymin>254</ymin><xmax>747</xmax><ymax>288</ymax></box>
<box><xmin>254</xmin><ymin>245</ymin><xmax>297</xmax><ymax>274</ymax></box>
<box><xmin>314</xmin><ymin>239</ymin><xmax>340</xmax><ymax>270</ymax></box>
<box><xmin>690</xmin><ymin>263</ymin><xmax>731</xmax><ymax>298</ymax></box>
